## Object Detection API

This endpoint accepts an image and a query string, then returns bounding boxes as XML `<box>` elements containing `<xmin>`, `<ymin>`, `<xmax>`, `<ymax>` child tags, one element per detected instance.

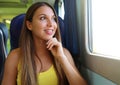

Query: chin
<box><xmin>45</xmin><ymin>36</ymin><xmax>53</xmax><ymax>41</ymax></box>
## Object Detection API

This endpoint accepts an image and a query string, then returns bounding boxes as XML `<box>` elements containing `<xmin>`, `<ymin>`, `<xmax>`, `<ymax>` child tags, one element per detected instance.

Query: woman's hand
<box><xmin>46</xmin><ymin>37</ymin><xmax>64</xmax><ymax>59</ymax></box>
<box><xmin>46</xmin><ymin>38</ymin><xmax>87</xmax><ymax>85</ymax></box>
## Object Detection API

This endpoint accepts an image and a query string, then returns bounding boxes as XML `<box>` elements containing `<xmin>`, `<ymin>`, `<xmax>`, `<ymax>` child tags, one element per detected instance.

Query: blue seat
<box><xmin>0</xmin><ymin>23</ymin><xmax>8</xmax><ymax>84</ymax></box>
<box><xmin>0</xmin><ymin>22</ymin><xmax>8</xmax><ymax>53</ymax></box>
<box><xmin>10</xmin><ymin>14</ymin><xmax>25</xmax><ymax>50</ymax></box>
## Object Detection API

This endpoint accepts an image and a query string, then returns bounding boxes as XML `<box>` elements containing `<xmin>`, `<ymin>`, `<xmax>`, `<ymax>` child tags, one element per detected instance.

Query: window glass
<box><xmin>58</xmin><ymin>0</ymin><xmax>64</xmax><ymax>19</ymax></box>
<box><xmin>91</xmin><ymin>0</ymin><xmax>120</xmax><ymax>59</ymax></box>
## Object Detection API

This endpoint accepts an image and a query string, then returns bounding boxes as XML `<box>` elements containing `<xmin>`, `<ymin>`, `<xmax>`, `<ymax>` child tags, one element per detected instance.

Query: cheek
<box><xmin>31</xmin><ymin>28</ymin><xmax>43</xmax><ymax>39</ymax></box>
<box><xmin>31</xmin><ymin>22</ymin><xmax>44</xmax><ymax>32</ymax></box>
<box><xmin>30</xmin><ymin>24</ymin><xmax>42</xmax><ymax>34</ymax></box>
<box><xmin>54</xmin><ymin>23</ymin><xmax>58</xmax><ymax>30</ymax></box>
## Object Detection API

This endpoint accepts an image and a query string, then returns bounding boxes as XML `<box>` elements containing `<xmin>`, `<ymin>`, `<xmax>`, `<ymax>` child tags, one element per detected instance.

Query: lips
<box><xmin>45</xmin><ymin>29</ymin><xmax>53</xmax><ymax>35</ymax></box>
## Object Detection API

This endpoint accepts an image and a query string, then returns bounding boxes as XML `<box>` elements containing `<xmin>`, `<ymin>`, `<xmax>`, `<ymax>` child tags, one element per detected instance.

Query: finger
<box><xmin>46</xmin><ymin>38</ymin><xmax>59</xmax><ymax>50</ymax></box>
<box><xmin>46</xmin><ymin>40</ymin><xmax>54</xmax><ymax>49</ymax></box>
<box><xmin>46</xmin><ymin>38</ymin><xmax>52</xmax><ymax>45</ymax></box>
<box><xmin>48</xmin><ymin>44</ymin><xmax>54</xmax><ymax>50</ymax></box>
<box><xmin>46</xmin><ymin>38</ymin><xmax>53</xmax><ymax>48</ymax></box>
<box><xmin>47</xmin><ymin>38</ymin><xmax>57</xmax><ymax>45</ymax></box>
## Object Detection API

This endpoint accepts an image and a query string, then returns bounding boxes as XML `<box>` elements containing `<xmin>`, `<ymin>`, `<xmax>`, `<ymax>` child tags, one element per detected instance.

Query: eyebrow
<box><xmin>38</xmin><ymin>14</ymin><xmax>46</xmax><ymax>16</ymax></box>
<box><xmin>38</xmin><ymin>14</ymin><xmax>56</xmax><ymax>18</ymax></box>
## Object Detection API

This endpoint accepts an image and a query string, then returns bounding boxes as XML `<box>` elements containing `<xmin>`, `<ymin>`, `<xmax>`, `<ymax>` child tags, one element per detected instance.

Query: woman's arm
<box><xmin>2</xmin><ymin>49</ymin><xmax>19</xmax><ymax>85</ymax></box>
<box><xmin>47</xmin><ymin>38</ymin><xmax>87</xmax><ymax>85</ymax></box>
<box><xmin>61</xmin><ymin>48</ymin><xmax>87</xmax><ymax>85</ymax></box>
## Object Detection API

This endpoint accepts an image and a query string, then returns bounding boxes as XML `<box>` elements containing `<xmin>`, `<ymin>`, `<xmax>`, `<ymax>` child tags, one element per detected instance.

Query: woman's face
<box><xmin>27</xmin><ymin>5</ymin><xmax>57</xmax><ymax>41</ymax></box>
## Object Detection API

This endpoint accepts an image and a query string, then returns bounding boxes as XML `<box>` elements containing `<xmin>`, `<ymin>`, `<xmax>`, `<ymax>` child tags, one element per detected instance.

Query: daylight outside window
<box><xmin>91</xmin><ymin>0</ymin><xmax>120</xmax><ymax>59</ymax></box>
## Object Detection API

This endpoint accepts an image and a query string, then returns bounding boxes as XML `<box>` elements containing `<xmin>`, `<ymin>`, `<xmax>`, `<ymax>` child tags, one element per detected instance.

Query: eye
<box><xmin>40</xmin><ymin>16</ymin><xmax>46</xmax><ymax>21</ymax></box>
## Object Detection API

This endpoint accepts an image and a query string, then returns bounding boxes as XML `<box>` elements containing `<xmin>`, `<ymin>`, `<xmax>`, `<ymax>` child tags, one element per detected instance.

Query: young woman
<box><xmin>2</xmin><ymin>2</ymin><xmax>87</xmax><ymax>85</ymax></box>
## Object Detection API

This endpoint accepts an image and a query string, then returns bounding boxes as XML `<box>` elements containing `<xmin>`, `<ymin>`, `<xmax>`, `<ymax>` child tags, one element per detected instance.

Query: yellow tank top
<box><xmin>17</xmin><ymin>65</ymin><xmax>59</xmax><ymax>85</ymax></box>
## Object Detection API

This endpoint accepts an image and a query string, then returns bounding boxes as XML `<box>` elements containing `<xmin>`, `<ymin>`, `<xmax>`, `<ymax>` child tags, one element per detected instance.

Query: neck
<box><xmin>34</xmin><ymin>39</ymin><xmax>50</xmax><ymax>57</ymax></box>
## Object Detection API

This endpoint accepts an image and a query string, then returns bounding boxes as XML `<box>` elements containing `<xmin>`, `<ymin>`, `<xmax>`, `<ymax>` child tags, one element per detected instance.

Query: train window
<box><xmin>58</xmin><ymin>0</ymin><xmax>64</xmax><ymax>19</ymax></box>
<box><xmin>90</xmin><ymin>0</ymin><xmax>120</xmax><ymax>59</ymax></box>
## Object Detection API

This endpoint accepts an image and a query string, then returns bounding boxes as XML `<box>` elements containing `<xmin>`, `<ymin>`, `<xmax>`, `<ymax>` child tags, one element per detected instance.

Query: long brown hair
<box><xmin>19</xmin><ymin>2</ymin><xmax>67</xmax><ymax>85</ymax></box>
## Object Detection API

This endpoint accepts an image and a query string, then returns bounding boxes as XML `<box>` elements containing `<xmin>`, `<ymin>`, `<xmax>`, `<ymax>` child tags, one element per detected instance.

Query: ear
<box><xmin>26</xmin><ymin>20</ymin><xmax>32</xmax><ymax>30</ymax></box>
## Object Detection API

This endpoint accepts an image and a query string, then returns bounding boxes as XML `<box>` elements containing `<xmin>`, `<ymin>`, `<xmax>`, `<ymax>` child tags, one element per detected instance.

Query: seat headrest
<box><xmin>0</xmin><ymin>29</ymin><xmax>6</xmax><ymax>84</ymax></box>
<box><xmin>10</xmin><ymin>14</ymin><xmax>25</xmax><ymax>50</ymax></box>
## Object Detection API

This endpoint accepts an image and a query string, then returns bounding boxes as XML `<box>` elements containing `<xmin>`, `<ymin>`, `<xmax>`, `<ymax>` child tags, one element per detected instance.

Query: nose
<box><xmin>47</xmin><ymin>19</ymin><xmax>53</xmax><ymax>27</ymax></box>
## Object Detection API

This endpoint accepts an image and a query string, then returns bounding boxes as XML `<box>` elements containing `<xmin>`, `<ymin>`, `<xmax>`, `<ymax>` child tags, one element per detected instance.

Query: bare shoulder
<box><xmin>1</xmin><ymin>48</ymin><xmax>21</xmax><ymax>85</ymax></box>
<box><xmin>63</xmin><ymin>48</ymin><xmax>75</xmax><ymax>65</ymax></box>
<box><xmin>63</xmin><ymin>48</ymin><xmax>72</xmax><ymax>58</ymax></box>
<box><xmin>63</xmin><ymin>47</ymin><xmax>80</xmax><ymax>72</ymax></box>
<box><xmin>63</xmin><ymin>48</ymin><xmax>71</xmax><ymax>55</ymax></box>
<box><xmin>5</xmin><ymin>48</ymin><xmax>20</xmax><ymax>69</ymax></box>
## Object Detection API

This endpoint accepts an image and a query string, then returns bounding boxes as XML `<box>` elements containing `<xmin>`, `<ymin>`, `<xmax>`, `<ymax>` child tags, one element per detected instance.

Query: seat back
<box><xmin>0</xmin><ymin>23</ymin><xmax>8</xmax><ymax>53</ymax></box>
<box><xmin>0</xmin><ymin>29</ymin><xmax>7</xmax><ymax>84</ymax></box>
<box><xmin>10</xmin><ymin>14</ymin><xmax>25</xmax><ymax>50</ymax></box>
<box><xmin>0</xmin><ymin>22</ymin><xmax>8</xmax><ymax>84</ymax></box>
